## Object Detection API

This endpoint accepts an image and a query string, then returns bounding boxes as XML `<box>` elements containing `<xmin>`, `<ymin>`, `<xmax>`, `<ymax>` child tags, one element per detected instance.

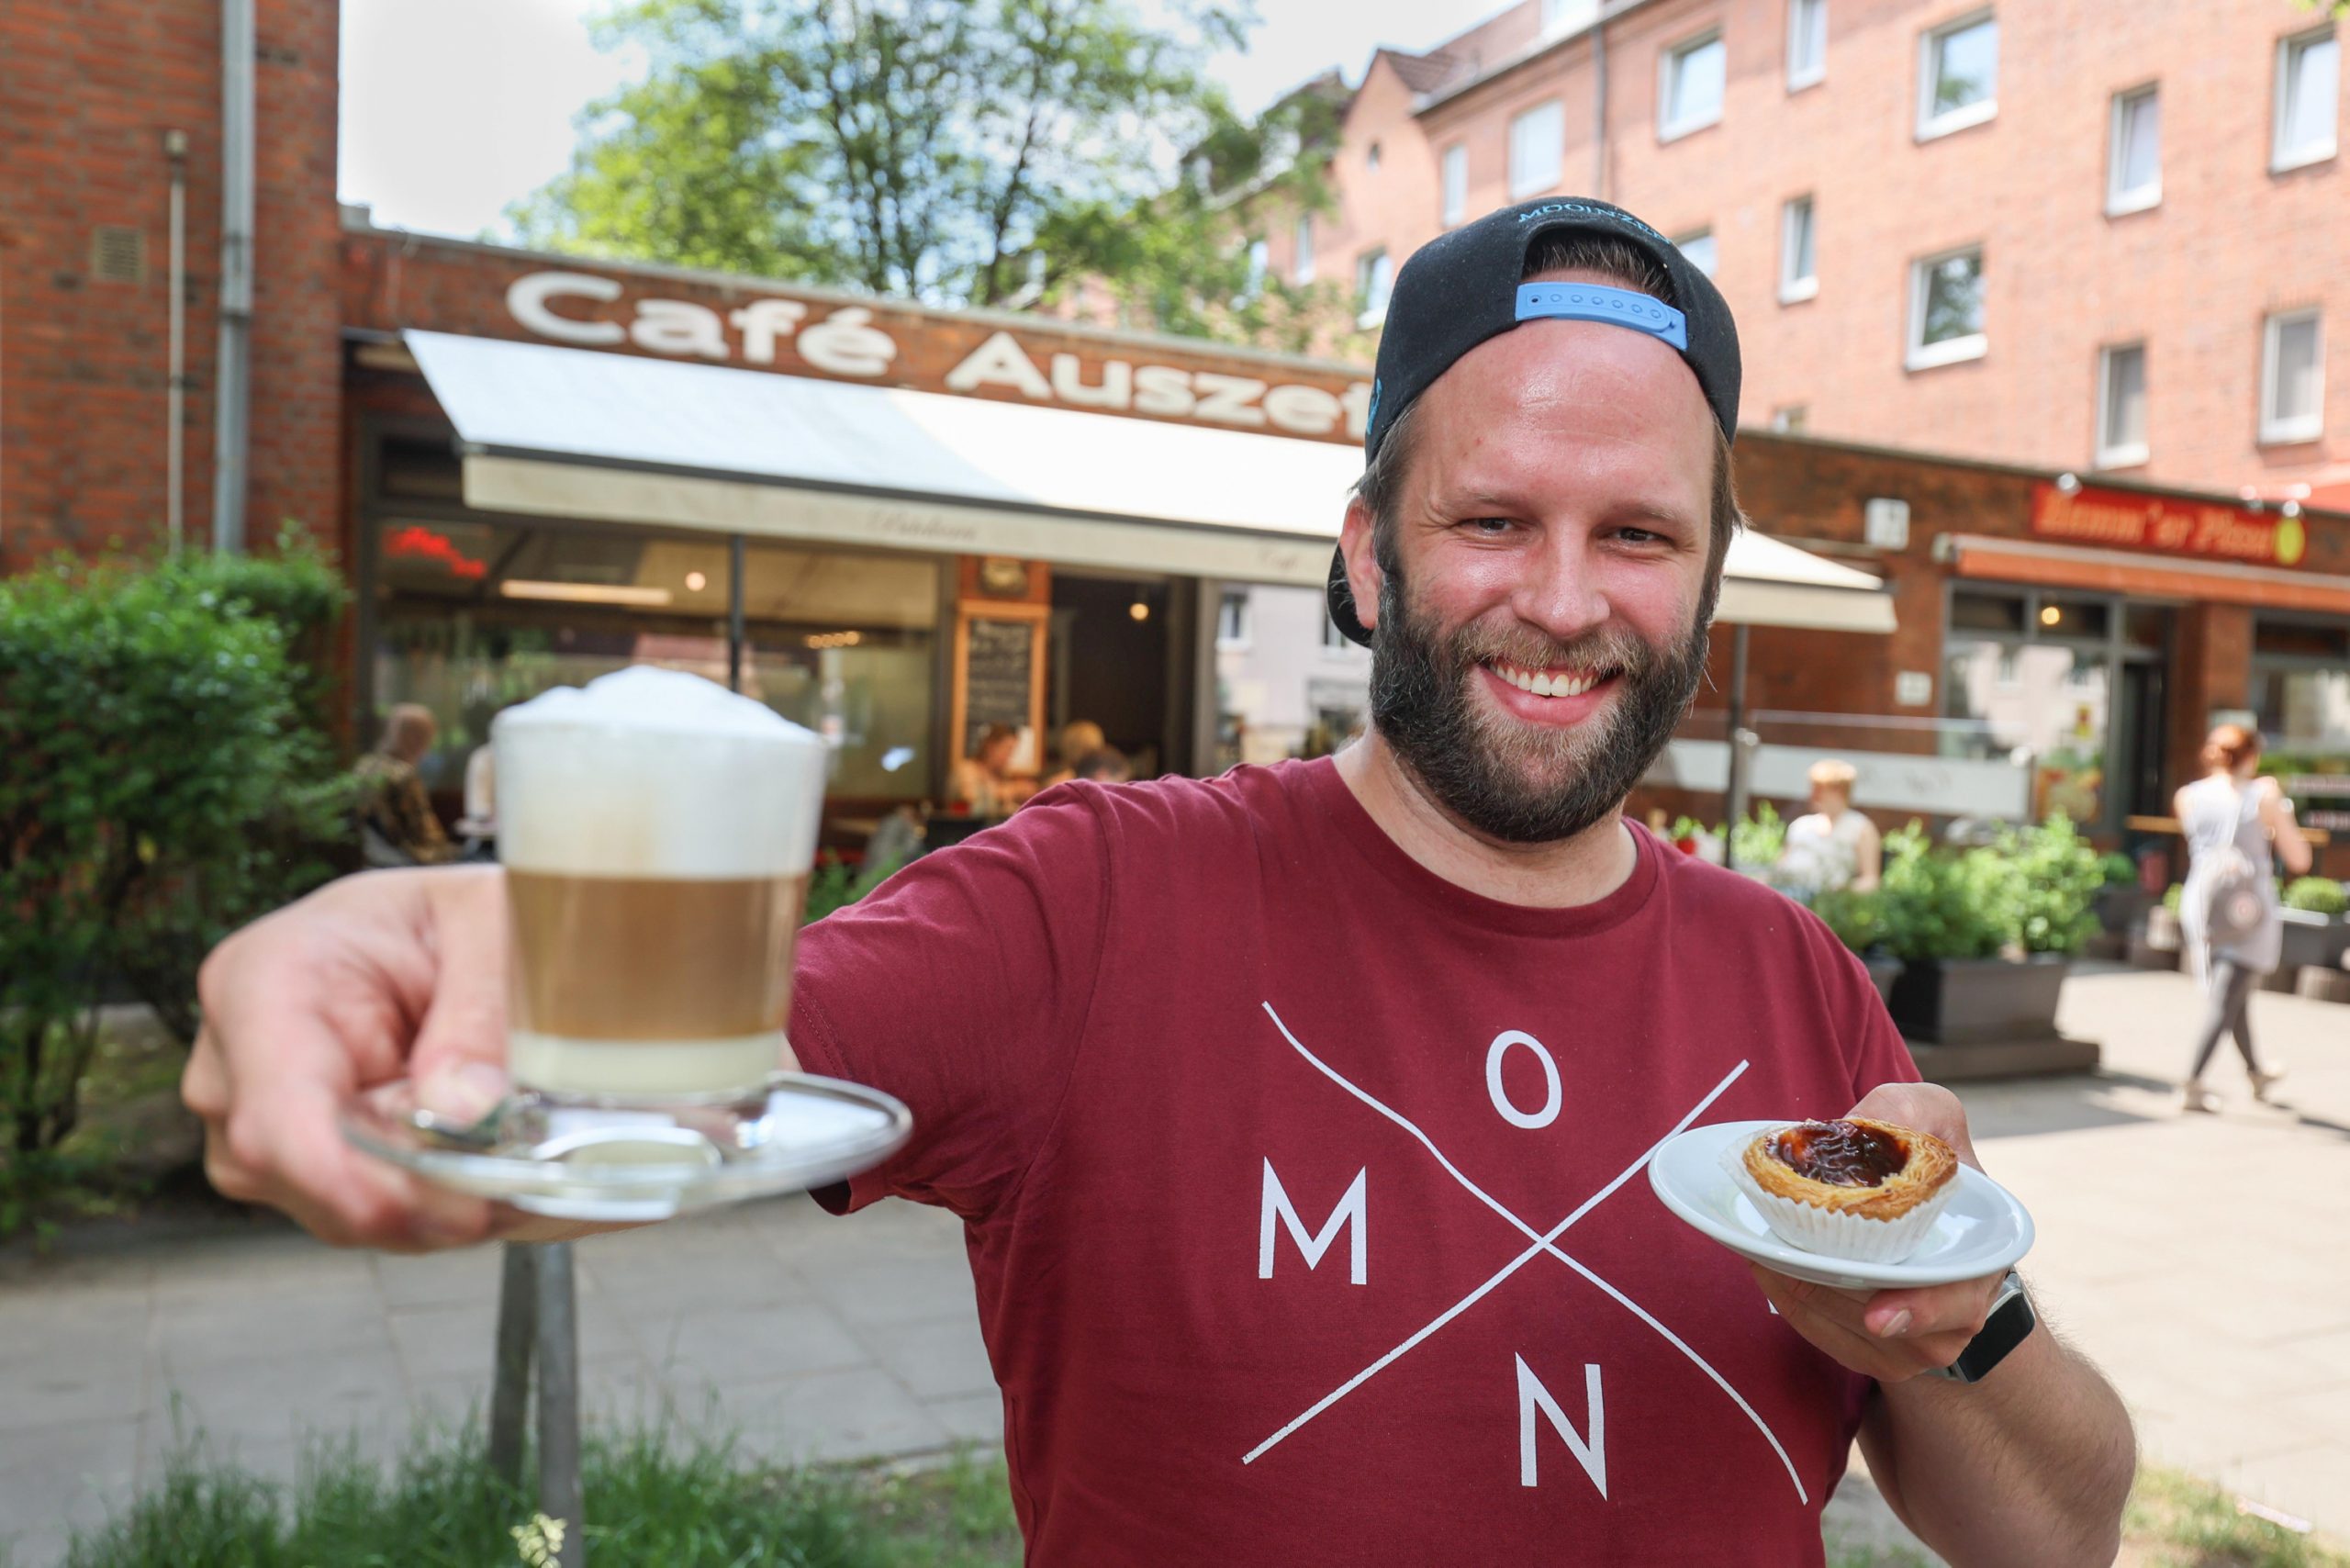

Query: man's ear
<box><xmin>1337</xmin><ymin>496</ymin><xmax>1382</xmax><ymax>637</ymax></box>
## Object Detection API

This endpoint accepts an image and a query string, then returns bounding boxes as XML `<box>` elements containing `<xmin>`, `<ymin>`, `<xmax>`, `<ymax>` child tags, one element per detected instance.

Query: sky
<box><xmin>337</xmin><ymin>0</ymin><xmax>1466</xmax><ymax>241</ymax></box>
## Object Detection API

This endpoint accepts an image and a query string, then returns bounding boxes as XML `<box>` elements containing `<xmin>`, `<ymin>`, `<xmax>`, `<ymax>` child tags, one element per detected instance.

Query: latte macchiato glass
<box><xmin>493</xmin><ymin>667</ymin><xmax>827</xmax><ymax>1098</ymax></box>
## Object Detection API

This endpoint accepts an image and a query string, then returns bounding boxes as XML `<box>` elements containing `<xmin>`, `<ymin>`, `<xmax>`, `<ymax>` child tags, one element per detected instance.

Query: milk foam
<box><xmin>494</xmin><ymin>667</ymin><xmax>827</xmax><ymax>878</ymax></box>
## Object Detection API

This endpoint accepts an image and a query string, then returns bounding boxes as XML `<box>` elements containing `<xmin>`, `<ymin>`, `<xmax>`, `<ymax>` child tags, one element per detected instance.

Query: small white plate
<box><xmin>1647</xmin><ymin>1119</ymin><xmax>2034</xmax><ymax>1290</ymax></box>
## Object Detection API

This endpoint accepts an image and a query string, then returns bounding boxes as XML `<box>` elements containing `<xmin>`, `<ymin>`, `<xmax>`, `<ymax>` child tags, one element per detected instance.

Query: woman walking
<box><xmin>2175</xmin><ymin>723</ymin><xmax>2312</xmax><ymax>1113</ymax></box>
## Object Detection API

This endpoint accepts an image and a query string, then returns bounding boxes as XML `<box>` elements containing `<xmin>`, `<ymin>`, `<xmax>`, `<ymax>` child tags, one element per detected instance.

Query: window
<box><xmin>1366</xmin><ymin>141</ymin><xmax>1383</xmax><ymax>173</ymax></box>
<box><xmin>2274</xmin><ymin>27</ymin><xmax>2339</xmax><ymax>172</ymax></box>
<box><xmin>1357</xmin><ymin>249</ymin><xmax>1394</xmax><ymax>327</ymax></box>
<box><xmin>1908</xmin><ymin>245</ymin><xmax>1986</xmax><ymax>369</ymax></box>
<box><xmin>2262</xmin><ymin>308</ymin><xmax>2325</xmax><ymax>444</ymax></box>
<box><xmin>2096</xmin><ymin>343</ymin><xmax>2149</xmax><ymax>467</ymax></box>
<box><xmin>1441</xmin><ymin>144</ymin><xmax>1469</xmax><ymax>228</ymax></box>
<box><xmin>1240</xmin><ymin>237</ymin><xmax>1270</xmax><ymax>303</ymax></box>
<box><xmin>1216</xmin><ymin>589</ymin><xmax>1251</xmax><ymax>648</ymax></box>
<box><xmin>1292</xmin><ymin>215</ymin><xmax>1315</xmax><ymax>286</ymax></box>
<box><xmin>2107</xmin><ymin>85</ymin><xmax>2161</xmax><ymax>213</ymax></box>
<box><xmin>1780</xmin><ymin>196</ymin><xmax>1818</xmax><ymax>301</ymax></box>
<box><xmin>1769</xmin><ymin>405</ymin><xmax>1809</xmax><ymax>432</ymax></box>
<box><xmin>1673</xmin><ymin>230</ymin><xmax>1718</xmax><ymax>277</ymax></box>
<box><xmin>1661</xmin><ymin>32</ymin><xmax>1727</xmax><ymax>140</ymax></box>
<box><xmin>1508</xmin><ymin>100</ymin><xmax>1565</xmax><ymax>198</ymax></box>
<box><xmin>1788</xmin><ymin>0</ymin><xmax>1827</xmax><ymax>89</ymax></box>
<box><xmin>1322</xmin><ymin>610</ymin><xmax>1353</xmax><ymax>651</ymax></box>
<box><xmin>1919</xmin><ymin>11</ymin><xmax>1998</xmax><ymax>140</ymax></box>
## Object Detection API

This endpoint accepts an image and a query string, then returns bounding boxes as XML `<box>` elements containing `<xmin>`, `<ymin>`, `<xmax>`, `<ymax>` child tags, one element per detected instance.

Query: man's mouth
<box><xmin>1484</xmin><ymin>659</ymin><xmax>1619</xmax><ymax>699</ymax></box>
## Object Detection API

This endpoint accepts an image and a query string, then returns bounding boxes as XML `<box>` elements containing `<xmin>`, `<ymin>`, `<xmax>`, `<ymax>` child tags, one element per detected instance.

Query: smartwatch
<box><xmin>1927</xmin><ymin>1270</ymin><xmax>2035</xmax><ymax>1383</ymax></box>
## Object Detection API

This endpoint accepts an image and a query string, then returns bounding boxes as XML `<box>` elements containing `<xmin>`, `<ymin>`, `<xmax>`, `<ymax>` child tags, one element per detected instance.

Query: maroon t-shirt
<box><xmin>790</xmin><ymin>758</ymin><xmax>1918</xmax><ymax>1566</ymax></box>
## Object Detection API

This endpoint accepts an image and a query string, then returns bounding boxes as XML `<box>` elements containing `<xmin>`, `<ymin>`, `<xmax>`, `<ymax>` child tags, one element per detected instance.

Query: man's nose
<box><xmin>1511</xmin><ymin>532</ymin><xmax>1611</xmax><ymax>645</ymax></box>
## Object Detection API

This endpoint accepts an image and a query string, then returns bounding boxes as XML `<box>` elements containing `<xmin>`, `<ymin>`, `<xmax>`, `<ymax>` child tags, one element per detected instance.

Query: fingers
<box><xmin>408</xmin><ymin>867</ymin><xmax>513</xmax><ymax>1119</ymax></box>
<box><xmin>1751</xmin><ymin>1263</ymin><xmax>1999</xmax><ymax>1382</ymax></box>
<box><xmin>186</xmin><ymin>868</ymin><xmax>509</xmax><ymax>1251</ymax></box>
<box><xmin>1845</xmin><ymin>1081</ymin><xmax>1980</xmax><ymax>1168</ymax></box>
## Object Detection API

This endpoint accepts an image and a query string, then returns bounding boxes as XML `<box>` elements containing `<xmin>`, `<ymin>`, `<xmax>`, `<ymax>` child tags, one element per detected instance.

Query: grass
<box><xmin>15</xmin><ymin>1419</ymin><xmax>2345</xmax><ymax>1568</ymax></box>
<box><xmin>19</xmin><ymin>1421</ymin><xmax>1020</xmax><ymax>1568</ymax></box>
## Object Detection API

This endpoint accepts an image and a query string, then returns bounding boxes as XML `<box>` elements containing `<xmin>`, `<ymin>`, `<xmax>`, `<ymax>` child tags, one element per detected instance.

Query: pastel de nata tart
<box><xmin>1724</xmin><ymin>1117</ymin><xmax>1960</xmax><ymax>1263</ymax></box>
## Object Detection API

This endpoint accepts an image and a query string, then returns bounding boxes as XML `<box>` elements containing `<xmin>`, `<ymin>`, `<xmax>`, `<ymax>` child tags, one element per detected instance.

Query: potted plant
<box><xmin>1880</xmin><ymin>817</ymin><xmax>2100</xmax><ymax>1043</ymax></box>
<box><xmin>1812</xmin><ymin>886</ymin><xmax>1901</xmax><ymax>1003</ymax></box>
<box><xmin>2091</xmin><ymin>851</ymin><xmax>2149</xmax><ymax>936</ymax></box>
<box><xmin>2277</xmin><ymin>876</ymin><xmax>2350</xmax><ymax>976</ymax></box>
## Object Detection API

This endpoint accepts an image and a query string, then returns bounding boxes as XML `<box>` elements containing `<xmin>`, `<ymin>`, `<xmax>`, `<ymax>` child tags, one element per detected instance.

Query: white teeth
<box><xmin>1494</xmin><ymin>663</ymin><xmax>1602</xmax><ymax>698</ymax></box>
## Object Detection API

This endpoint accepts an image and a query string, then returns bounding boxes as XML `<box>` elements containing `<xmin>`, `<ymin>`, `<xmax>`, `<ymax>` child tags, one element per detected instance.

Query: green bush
<box><xmin>1729</xmin><ymin>801</ymin><xmax>1787</xmax><ymax>868</ymax></box>
<box><xmin>1809</xmin><ymin>887</ymin><xmax>1889</xmax><ymax>956</ymax></box>
<box><xmin>0</xmin><ymin>540</ymin><xmax>350</xmax><ymax>1161</ymax></box>
<box><xmin>2098</xmin><ymin>851</ymin><xmax>2137</xmax><ymax>886</ymax></box>
<box><xmin>1877</xmin><ymin>823</ymin><xmax>2016</xmax><ymax>962</ymax></box>
<box><xmin>2283</xmin><ymin>876</ymin><xmax>2349</xmax><ymax>916</ymax></box>
<box><xmin>2001</xmin><ymin>815</ymin><xmax>2105</xmax><ymax>956</ymax></box>
<box><xmin>2163</xmin><ymin>883</ymin><xmax>2183</xmax><ymax>913</ymax></box>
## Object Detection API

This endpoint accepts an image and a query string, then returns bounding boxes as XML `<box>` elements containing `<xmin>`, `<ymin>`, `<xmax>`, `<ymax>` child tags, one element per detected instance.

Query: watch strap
<box><xmin>1927</xmin><ymin>1270</ymin><xmax>2034</xmax><ymax>1383</ymax></box>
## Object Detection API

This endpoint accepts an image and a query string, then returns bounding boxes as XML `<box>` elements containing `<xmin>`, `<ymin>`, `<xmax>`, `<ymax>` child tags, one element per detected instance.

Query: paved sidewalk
<box><xmin>3</xmin><ymin>965</ymin><xmax>2344</xmax><ymax>1563</ymax></box>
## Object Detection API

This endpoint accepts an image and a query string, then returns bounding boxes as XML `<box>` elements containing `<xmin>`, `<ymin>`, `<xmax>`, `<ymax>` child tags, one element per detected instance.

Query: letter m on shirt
<box><xmin>1258</xmin><ymin>1160</ymin><xmax>1367</xmax><ymax>1285</ymax></box>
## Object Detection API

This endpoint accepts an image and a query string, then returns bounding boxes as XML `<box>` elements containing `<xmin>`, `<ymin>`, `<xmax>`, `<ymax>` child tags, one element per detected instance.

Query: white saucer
<box><xmin>1647</xmin><ymin>1119</ymin><xmax>2034</xmax><ymax>1290</ymax></box>
<box><xmin>342</xmin><ymin>1071</ymin><xmax>911</xmax><ymax>1222</ymax></box>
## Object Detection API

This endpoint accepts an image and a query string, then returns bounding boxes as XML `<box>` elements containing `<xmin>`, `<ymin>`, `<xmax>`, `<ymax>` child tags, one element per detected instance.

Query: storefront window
<box><xmin>2254</xmin><ymin>617</ymin><xmax>2350</xmax><ymax>839</ymax></box>
<box><xmin>1944</xmin><ymin>637</ymin><xmax>2111</xmax><ymax>823</ymax></box>
<box><xmin>372</xmin><ymin>510</ymin><xmax>945</xmax><ymax>805</ymax></box>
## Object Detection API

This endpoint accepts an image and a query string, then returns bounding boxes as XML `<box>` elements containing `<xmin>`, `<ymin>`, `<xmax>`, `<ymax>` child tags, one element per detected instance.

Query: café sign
<box><xmin>507</xmin><ymin>271</ymin><xmax>1371</xmax><ymax>442</ymax></box>
<box><xmin>2030</xmin><ymin>480</ymin><xmax>2308</xmax><ymax>567</ymax></box>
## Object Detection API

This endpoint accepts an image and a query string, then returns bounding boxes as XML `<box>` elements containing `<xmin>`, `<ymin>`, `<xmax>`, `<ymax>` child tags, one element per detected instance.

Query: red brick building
<box><xmin>3</xmin><ymin>0</ymin><xmax>2345</xmax><ymax>876</ymax></box>
<box><xmin>1259</xmin><ymin>0</ymin><xmax>2349</xmax><ymax>512</ymax></box>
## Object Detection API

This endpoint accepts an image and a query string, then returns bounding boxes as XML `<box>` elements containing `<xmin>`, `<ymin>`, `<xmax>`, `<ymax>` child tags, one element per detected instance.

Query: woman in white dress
<box><xmin>1776</xmin><ymin>758</ymin><xmax>1882</xmax><ymax>895</ymax></box>
<box><xmin>2175</xmin><ymin>723</ymin><xmax>2312</xmax><ymax>1113</ymax></box>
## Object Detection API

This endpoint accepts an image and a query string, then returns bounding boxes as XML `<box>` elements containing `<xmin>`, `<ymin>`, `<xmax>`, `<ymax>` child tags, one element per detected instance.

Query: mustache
<box><xmin>1444</xmin><ymin>622</ymin><xmax>1653</xmax><ymax>679</ymax></box>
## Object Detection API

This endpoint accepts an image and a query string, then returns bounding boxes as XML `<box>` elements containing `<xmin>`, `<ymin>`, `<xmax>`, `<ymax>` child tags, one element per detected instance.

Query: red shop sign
<box><xmin>2029</xmin><ymin>481</ymin><xmax>2308</xmax><ymax>567</ymax></box>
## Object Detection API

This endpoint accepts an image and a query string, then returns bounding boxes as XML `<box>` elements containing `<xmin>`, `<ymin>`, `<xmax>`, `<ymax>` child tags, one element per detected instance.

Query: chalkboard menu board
<box><xmin>961</xmin><ymin>614</ymin><xmax>1037</xmax><ymax>755</ymax></box>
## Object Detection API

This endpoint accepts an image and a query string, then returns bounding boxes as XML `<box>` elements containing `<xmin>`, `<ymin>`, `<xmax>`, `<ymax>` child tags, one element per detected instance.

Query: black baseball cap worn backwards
<box><xmin>1326</xmin><ymin>195</ymin><xmax>1743</xmax><ymax>647</ymax></box>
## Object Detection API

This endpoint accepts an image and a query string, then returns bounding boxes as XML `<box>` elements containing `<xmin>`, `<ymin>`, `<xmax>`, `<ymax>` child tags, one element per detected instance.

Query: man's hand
<box><xmin>1748</xmin><ymin>1082</ymin><xmax>1998</xmax><ymax>1381</ymax></box>
<box><xmin>183</xmin><ymin>867</ymin><xmax>544</xmax><ymax>1252</ymax></box>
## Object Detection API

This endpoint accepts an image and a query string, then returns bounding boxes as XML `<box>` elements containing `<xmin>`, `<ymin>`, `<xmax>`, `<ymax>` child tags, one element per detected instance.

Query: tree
<box><xmin>508</xmin><ymin>0</ymin><xmax>1360</xmax><ymax>346</ymax></box>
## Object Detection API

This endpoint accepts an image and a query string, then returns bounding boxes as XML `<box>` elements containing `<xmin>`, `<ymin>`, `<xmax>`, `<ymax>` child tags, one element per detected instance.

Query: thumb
<box><xmin>410</xmin><ymin>867</ymin><xmax>513</xmax><ymax>1122</ymax></box>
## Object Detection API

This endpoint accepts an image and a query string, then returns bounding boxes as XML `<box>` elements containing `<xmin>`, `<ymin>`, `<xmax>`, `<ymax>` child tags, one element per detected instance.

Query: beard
<box><xmin>1367</xmin><ymin>562</ymin><xmax>1708</xmax><ymax>846</ymax></box>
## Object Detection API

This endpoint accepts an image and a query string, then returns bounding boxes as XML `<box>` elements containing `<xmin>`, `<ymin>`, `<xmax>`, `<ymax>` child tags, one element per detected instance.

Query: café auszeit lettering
<box><xmin>2030</xmin><ymin>481</ymin><xmax>2310</xmax><ymax>567</ymax></box>
<box><xmin>507</xmin><ymin>271</ymin><xmax>1371</xmax><ymax>441</ymax></box>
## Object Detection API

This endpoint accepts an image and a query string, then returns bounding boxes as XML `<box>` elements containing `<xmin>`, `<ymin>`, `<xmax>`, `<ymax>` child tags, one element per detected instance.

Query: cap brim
<box><xmin>1326</xmin><ymin>545</ymin><xmax>1375</xmax><ymax>647</ymax></box>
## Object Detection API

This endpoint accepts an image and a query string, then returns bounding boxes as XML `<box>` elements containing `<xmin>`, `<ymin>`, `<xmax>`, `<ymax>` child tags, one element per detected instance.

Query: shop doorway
<box><xmin>1045</xmin><ymin>571</ymin><xmax>1187</xmax><ymax>778</ymax></box>
<box><xmin>2114</xmin><ymin>661</ymin><xmax>2170</xmax><ymax>823</ymax></box>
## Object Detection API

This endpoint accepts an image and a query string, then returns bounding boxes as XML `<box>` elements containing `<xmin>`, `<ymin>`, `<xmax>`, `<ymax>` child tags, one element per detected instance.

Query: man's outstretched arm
<box><xmin>1751</xmin><ymin>1083</ymin><xmax>2134</xmax><ymax>1567</ymax></box>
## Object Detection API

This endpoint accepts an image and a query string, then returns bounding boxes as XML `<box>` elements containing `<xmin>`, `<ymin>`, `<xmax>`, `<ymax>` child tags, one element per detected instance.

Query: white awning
<box><xmin>405</xmin><ymin>330</ymin><xmax>1896</xmax><ymax>633</ymax></box>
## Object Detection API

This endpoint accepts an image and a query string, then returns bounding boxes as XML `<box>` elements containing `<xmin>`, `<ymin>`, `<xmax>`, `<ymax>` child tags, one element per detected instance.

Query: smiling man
<box><xmin>187</xmin><ymin>198</ymin><xmax>2133</xmax><ymax>1566</ymax></box>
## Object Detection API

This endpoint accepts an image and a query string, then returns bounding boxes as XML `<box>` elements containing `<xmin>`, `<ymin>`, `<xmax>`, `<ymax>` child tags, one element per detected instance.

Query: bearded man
<box><xmin>186</xmin><ymin>198</ymin><xmax>2133</xmax><ymax>1565</ymax></box>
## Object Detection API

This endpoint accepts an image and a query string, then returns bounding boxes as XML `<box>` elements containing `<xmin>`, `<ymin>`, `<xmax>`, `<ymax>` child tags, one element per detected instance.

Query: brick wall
<box><xmin>1319</xmin><ymin>0</ymin><xmax>2348</xmax><ymax>504</ymax></box>
<box><xmin>0</xmin><ymin>0</ymin><xmax>342</xmax><ymax>573</ymax></box>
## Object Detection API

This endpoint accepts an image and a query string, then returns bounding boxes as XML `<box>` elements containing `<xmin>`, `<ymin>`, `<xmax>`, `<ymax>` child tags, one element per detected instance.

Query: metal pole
<box><xmin>1723</xmin><ymin>622</ymin><xmax>1751</xmax><ymax>870</ymax></box>
<box><xmin>210</xmin><ymin>0</ymin><xmax>255</xmax><ymax>553</ymax></box>
<box><xmin>727</xmin><ymin>534</ymin><xmax>747</xmax><ymax>692</ymax></box>
<box><xmin>487</xmin><ymin>1244</ymin><xmax>540</xmax><ymax>1490</ymax></box>
<box><xmin>534</xmin><ymin>1242</ymin><xmax>584</xmax><ymax>1567</ymax></box>
<box><xmin>164</xmin><ymin>130</ymin><xmax>187</xmax><ymax>555</ymax></box>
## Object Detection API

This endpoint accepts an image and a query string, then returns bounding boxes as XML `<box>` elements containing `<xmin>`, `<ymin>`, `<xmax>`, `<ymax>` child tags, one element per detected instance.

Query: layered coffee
<box><xmin>494</xmin><ymin>667</ymin><xmax>827</xmax><ymax>1096</ymax></box>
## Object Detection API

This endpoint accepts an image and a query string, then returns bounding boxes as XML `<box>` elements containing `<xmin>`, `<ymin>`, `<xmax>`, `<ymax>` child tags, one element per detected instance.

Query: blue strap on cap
<box><xmin>1514</xmin><ymin>282</ymin><xmax>1688</xmax><ymax>351</ymax></box>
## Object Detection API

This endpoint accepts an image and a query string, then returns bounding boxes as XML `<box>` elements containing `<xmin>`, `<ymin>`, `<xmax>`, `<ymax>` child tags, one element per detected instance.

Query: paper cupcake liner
<box><xmin>1720</xmin><ymin>1139</ymin><xmax>1954</xmax><ymax>1264</ymax></box>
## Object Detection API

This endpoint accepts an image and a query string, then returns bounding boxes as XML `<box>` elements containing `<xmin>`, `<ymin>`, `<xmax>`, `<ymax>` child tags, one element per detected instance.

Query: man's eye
<box><xmin>1464</xmin><ymin>517</ymin><xmax>1516</xmax><ymax>536</ymax></box>
<box><xmin>1615</xmin><ymin>527</ymin><xmax>1667</xmax><ymax>545</ymax></box>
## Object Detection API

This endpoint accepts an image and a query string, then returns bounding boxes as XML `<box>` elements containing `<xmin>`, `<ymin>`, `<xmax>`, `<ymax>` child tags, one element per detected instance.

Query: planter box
<box><xmin>2094</xmin><ymin>883</ymin><xmax>2152</xmax><ymax>936</ymax></box>
<box><xmin>2296</xmin><ymin>965</ymin><xmax>2350</xmax><ymax>1004</ymax></box>
<box><xmin>1863</xmin><ymin>956</ymin><xmax>1902</xmax><ymax>1005</ymax></box>
<box><xmin>2279</xmin><ymin>908</ymin><xmax>2350</xmax><ymax>973</ymax></box>
<box><xmin>1889</xmin><ymin>954</ymin><xmax>2071</xmax><ymax>1045</ymax></box>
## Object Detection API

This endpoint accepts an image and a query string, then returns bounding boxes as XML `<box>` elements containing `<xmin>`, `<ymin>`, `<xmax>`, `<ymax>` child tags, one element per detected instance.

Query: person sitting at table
<box><xmin>949</xmin><ymin>723</ymin><xmax>1031</xmax><ymax>816</ymax></box>
<box><xmin>1071</xmin><ymin>747</ymin><xmax>1131</xmax><ymax>784</ymax></box>
<box><xmin>353</xmin><ymin>704</ymin><xmax>457</xmax><ymax>868</ymax></box>
<box><xmin>1038</xmin><ymin>720</ymin><xmax>1107</xmax><ymax>790</ymax></box>
<box><xmin>1777</xmin><ymin>758</ymin><xmax>1882</xmax><ymax>894</ymax></box>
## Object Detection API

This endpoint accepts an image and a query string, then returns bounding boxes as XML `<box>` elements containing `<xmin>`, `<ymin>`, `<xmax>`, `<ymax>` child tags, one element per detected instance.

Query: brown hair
<box><xmin>1351</xmin><ymin>231</ymin><xmax>1743</xmax><ymax>626</ymax></box>
<box><xmin>2201</xmin><ymin>723</ymin><xmax>2260</xmax><ymax>772</ymax></box>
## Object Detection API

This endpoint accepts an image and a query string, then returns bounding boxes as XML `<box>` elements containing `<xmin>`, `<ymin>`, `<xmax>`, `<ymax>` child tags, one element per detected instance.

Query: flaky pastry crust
<box><xmin>1740</xmin><ymin>1116</ymin><xmax>1957</xmax><ymax>1221</ymax></box>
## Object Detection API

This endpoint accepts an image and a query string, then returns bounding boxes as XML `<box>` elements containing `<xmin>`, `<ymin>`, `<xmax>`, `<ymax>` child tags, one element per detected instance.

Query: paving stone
<box><xmin>923</xmin><ymin>1390</ymin><xmax>1006</xmax><ymax>1448</ymax></box>
<box><xmin>690</xmin><ymin>1365</ymin><xmax>950</xmax><ymax>1467</ymax></box>
<box><xmin>635</xmin><ymin>1298</ymin><xmax>869</xmax><ymax>1385</ymax></box>
<box><xmin>862</xmin><ymin>1312</ymin><xmax>996</xmax><ymax>1403</ymax></box>
<box><xmin>373</xmin><ymin>1246</ymin><xmax>504</xmax><ymax>1309</ymax></box>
